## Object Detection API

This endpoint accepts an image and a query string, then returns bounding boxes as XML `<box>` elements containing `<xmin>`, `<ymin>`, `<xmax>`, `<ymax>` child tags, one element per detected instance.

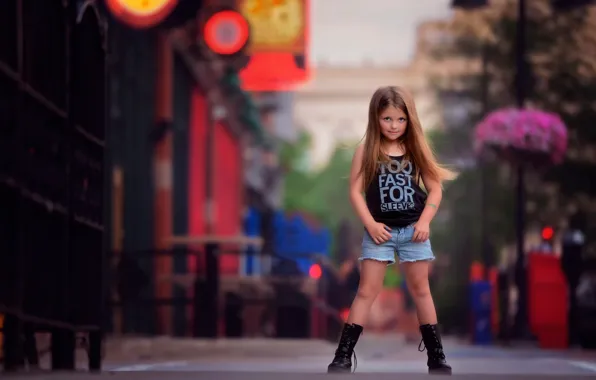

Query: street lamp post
<box><xmin>452</xmin><ymin>0</ymin><xmax>529</xmax><ymax>338</ymax></box>
<box><xmin>479</xmin><ymin>42</ymin><xmax>491</xmax><ymax>269</ymax></box>
<box><xmin>512</xmin><ymin>0</ymin><xmax>531</xmax><ymax>339</ymax></box>
<box><xmin>449</xmin><ymin>0</ymin><xmax>491</xmax><ymax>269</ymax></box>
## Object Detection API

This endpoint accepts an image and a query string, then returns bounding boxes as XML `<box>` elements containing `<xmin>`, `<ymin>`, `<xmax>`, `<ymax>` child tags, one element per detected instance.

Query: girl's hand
<box><xmin>412</xmin><ymin>221</ymin><xmax>430</xmax><ymax>243</ymax></box>
<box><xmin>366</xmin><ymin>222</ymin><xmax>392</xmax><ymax>245</ymax></box>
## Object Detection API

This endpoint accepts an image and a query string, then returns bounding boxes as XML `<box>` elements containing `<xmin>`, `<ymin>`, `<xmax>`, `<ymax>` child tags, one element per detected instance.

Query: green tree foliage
<box><xmin>281</xmin><ymin>132</ymin><xmax>355</xmax><ymax>229</ymax></box>
<box><xmin>428</xmin><ymin>0</ymin><xmax>596</xmax><ymax>329</ymax></box>
<box><xmin>280</xmin><ymin>133</ymin><xmax>361</xmax><ymax>260</ymax></box>
<box><xmin>280</xmin><ymin>130</ymin><xmax>314</xmax><ymax>212</ymax></box>
<box><xmin>431</xmin><ymin>0</ymin><xmax>596</xmax><ymax>257</ymax></box>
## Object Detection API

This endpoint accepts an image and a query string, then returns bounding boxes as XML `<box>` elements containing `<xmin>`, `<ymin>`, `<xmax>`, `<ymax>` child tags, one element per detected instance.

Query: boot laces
<box><xmin>418</xmin><ymin>336</ymin><xmax>445</xmax><ymax>360</ymax></box>
<box><xmin>335</xmin><ymin>339</ymin><xmax>358</xmax><ymax>373</ymax></box>
<box><xmin>418</xmin><ymin>338</ymin><xmax>426</xmax><ymax>352</ymax></box>
<box><xmin>334</xmin><ymin>330</ymin><xmax>360</xmax><ymax>373</ymax></box>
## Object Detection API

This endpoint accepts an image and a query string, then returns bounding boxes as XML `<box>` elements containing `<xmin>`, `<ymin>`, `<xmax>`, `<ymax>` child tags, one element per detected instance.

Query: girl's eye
<box><xmin>384</xmin><ymin>117</ymin><xmax>392</xmax><ymax>121</ymax></box>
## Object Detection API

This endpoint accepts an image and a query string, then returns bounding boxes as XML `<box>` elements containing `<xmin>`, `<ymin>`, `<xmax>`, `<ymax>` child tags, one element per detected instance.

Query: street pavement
<box><xmin>5</xmin><ymin>334</ymin><xmax>596</xmax><ymax>379</ymax></box>
<box><xmin>101</xmin><ymin>334</ymin><xmax>596</xmax><ymax>377</ymax></box>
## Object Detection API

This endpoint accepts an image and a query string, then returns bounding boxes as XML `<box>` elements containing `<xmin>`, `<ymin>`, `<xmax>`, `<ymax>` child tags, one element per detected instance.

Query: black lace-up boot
<box><xmin>419</xmin><ymin>324</ymin><xmax>452</xmax><ymax>375</ymax></box>
<box><xmin>327</xmin><ymin>323</ymin><xmax>363</xmax><ymax>373</ymax></box>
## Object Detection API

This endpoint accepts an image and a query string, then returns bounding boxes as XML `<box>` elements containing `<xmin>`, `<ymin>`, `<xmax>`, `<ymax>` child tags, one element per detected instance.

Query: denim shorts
<box><xmin>360</xmin><ymin>224</ymin><xmax>435</xmax><ymax>265</ymax></box>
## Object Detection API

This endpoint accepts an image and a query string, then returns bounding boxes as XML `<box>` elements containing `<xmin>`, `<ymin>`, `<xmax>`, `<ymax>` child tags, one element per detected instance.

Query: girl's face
<box><xmin>379</xmin><ymin>106</ymin><xmax>408</xmax><ymax>141</ymax></box>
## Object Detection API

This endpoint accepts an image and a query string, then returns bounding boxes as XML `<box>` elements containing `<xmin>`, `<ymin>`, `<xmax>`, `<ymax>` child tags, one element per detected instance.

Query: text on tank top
<box><xmin>365</xmin><ymin>155</ymin><xmax>428</xmax><ymax>227</ymax></box>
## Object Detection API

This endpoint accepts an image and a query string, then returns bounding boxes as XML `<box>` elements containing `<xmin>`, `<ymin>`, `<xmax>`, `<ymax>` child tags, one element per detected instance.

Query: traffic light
<box><xmin>538</xmin><ymin>225</ymin><xmax>555</xmax><ymax>253</ymax></box>
<box><xmin>541</xmin><ymin>226</ymin><xmax>554</xmax><ymax>241</ymax></box>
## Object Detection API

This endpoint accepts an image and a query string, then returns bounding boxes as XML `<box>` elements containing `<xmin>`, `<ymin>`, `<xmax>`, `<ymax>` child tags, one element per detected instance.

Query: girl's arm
<box><xmin>350</xmin><ymin>145</ymin><xmax>392</xmax><ymax>243</ymax></box>
<box><xmin>412</xmin><ymin>172</ymin><xmax>442</xmax><ymax>242</ymax></box>
<box><xmin>349</xmin><ymin>145</ymin><xmax>376</xmax><ymax>228</ymax></box>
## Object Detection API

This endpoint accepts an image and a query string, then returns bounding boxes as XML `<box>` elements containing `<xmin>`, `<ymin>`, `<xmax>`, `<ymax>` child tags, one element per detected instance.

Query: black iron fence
<box><xmin>106</xmin><ymin>245</ymin><xmax>348</xmax><ymax>342</ymax></box>
<box><xmin>0</xmin><ymin>0</ymin><xmax>107</xmax><ymax>372</ymax></box>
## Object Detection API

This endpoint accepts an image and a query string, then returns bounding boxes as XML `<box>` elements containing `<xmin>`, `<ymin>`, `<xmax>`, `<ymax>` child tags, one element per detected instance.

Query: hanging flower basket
<box><xmin>473</xmin><ymin>108</ymin><xmax>568</xmax><ymax>167</ymax></box>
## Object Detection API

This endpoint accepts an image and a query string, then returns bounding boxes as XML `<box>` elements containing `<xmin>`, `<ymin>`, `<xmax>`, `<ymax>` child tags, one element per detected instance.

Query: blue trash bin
<box><xmin>470</xmin><ymin>280</ymin><xmax>493</xmax><ymax>345</ymax></box>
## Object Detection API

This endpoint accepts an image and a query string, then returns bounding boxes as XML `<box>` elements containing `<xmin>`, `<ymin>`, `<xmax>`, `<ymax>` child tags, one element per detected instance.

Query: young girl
<box><xmin>327</xmin><ymin>86</ymin><xmax>455</xmax><ymax>375</ymax></box>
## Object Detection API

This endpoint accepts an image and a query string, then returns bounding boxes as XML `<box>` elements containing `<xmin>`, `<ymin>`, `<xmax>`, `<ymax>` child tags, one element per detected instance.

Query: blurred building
<box><xmin>101</xmin><ymin>0</ymin><xmax>329</xmax><ymax>338</ymax></box>
<box><xmin>246</xmin><ymin>92</ymin><xmax>298</xmax><ymax>214</ymax></box>
<box><xmin>295</xmin><ymin>63</ymin><xmax>440</xmax><ymax>168</ymax></box>
<box><xmin>294</xmin><ymin>15</ymin><xmax>486</xmax><ymax>169</ymax></box>
<box><xmin>414</xmin><ymin>19</ymin><xmax>483</xmax><ymax>125</ymax></box>
<box><xmin>103</xmin><ymin>0</ymin><xmax>285</xmax><ymax>336</ymax></box>
<box><xmin>296</xmin><ymin>0</ymin><xmax>456</xmax><ymax>168</ymax></box>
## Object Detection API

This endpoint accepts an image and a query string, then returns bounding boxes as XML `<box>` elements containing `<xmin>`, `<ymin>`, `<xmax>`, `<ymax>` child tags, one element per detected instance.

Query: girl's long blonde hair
<box><xmin>359</xmin><ymin>86</ymin><xmax>456</xmax><ymax>188</ymax></box>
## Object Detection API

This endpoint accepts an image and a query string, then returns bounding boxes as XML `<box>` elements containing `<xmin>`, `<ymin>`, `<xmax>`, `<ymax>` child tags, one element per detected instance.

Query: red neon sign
<box><xmin>236</xmin><ymin>0</ymin><xmax>311</xmax><ymax>91</ymax></box>
<box><xmin>203</xmin><ymin>10</ymin><xmax>250</xmax><ymax>55</ymax></box>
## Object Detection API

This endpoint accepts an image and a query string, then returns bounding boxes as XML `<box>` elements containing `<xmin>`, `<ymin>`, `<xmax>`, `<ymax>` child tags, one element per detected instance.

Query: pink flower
<box><xmin>473</xmin><ymin>108</ymin><xmax>568</xmax><ymax>165</ymax></box>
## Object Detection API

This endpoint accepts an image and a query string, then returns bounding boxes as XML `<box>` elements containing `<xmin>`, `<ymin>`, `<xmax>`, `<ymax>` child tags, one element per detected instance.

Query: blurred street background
<box><xmin>1</xmin><ymin>0</ymin><xmax>596</xmax><ymax>378</ymax></box>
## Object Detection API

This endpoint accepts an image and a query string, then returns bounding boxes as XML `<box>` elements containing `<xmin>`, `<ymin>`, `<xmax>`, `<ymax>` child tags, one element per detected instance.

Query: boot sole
<box><xmin>429</xmin><ymin>367</ymin><xmax>452</xmax><ymax>375</ymax></box>
<box><xmin>327</xmin><ymin>366</ymin><xmax>352</xmax><ymax>374</ymax></box>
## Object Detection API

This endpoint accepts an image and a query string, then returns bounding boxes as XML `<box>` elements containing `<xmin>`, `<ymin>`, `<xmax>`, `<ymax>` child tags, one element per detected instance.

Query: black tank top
<box><xmin>365</xmin><ymin>155</ymin><xmax>428</xmax><ymax>228</ymax></box>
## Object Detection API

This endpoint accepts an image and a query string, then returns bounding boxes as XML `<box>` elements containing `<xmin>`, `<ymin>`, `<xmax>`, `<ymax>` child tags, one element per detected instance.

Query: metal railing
<box><xmin>107</xmin><ymin>244</ymin><xmax>347</xmax><ymax>341</ymax></box>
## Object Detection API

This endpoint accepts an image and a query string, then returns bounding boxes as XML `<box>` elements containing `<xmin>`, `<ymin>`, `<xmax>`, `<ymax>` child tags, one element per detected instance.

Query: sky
<box><xmin>309</xmin><ymin>0</ymin><xmax>453</xmax><ymax>67</ymax></box>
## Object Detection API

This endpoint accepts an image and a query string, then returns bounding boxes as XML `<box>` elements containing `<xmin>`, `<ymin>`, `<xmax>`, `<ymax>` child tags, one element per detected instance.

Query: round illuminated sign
<box><xmin>203</xmin><ymin>10</ymin><xmax>250</xmax><ymax>55</ymax></box>
<box><xmin>240</xmin><ymin>0</ymin><xmax>304</xmax><ymax>48</ymax></box>
<box><xmin>106</xmin><ymin>0</ymin><xmax>178</xmax><ymax>29</ymax></box>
